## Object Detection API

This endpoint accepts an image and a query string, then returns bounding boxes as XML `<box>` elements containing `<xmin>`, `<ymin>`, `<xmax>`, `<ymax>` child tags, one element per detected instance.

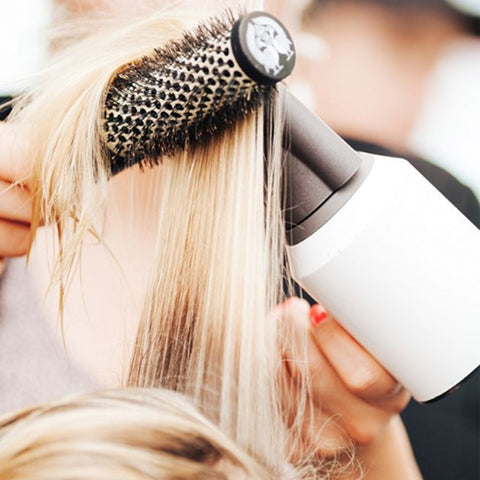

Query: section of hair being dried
<box><xmin>126</xmin><ymin>94</ymin><xmax>332</xmax><ymax>476</ymax></box>
<box><xmin>8</xmin><ymin>4</ymin><xmax>208</xmax><ymax>307</ymax></box>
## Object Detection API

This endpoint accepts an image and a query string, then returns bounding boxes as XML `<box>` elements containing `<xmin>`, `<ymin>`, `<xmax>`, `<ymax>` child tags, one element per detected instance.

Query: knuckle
<box><xmin>390</xmin><ymin>402</ymin><xmax>405</xmax><ymax>415</ymax></box>
<box><xmin>383</xmin><ymin>381</ymin><xmax>401</xmax><ymax>397</ymax></box>
<box><xmin>5</xmin><ymin>226</ymin><xmax>31</xmax><ymax>257</ymax></box>
<box><xmin>389</xmin><ymin>392</ymin><xmax>411</xmax><ymax>414</ymax></box>
<box><xmin>348</xmin><ymin>419</ymin><xmax>381</xmax><ymax>446</ymax></box>
<box><xmin>353</xmin><ymin>430</ymin><xmax>375</xmax><ymax>446</ymax></box>
<box><xmin>18</xmin><ymin>231</ymin><xmax>31</xmax><ymax>254</ymax></box>
<box><xmin>345</xmin><ymin>366</ymin><xmax>378</xmax><ymax>396</ymax></box>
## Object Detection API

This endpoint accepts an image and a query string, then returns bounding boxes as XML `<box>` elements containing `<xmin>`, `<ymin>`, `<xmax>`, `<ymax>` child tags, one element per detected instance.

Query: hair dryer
<box><xmin>283</xmin><ymin>91</ymin><xmax>480</xmax><ymax>403</ymax></box>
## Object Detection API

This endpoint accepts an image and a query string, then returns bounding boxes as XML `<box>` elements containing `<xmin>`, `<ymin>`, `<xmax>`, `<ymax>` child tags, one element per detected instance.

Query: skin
<box><xmin>299</xmin><ymin>1</ymin><xmax>468</xmax><ymax>152</ymax></box>
<box><xmin>0</xmin><ymin>130</ymin><xmax>422</xmax><ymax>478</ymax></box>
<box><xmin>0</xmin><ymin>123</ymin><xmax>32</xmax><ymax>275</ymax></box>
<box><xmin>0</xmin><ymin>1</ymin><xmax>423</xmax><ymax>477</ymax></box>
<box><xmin>280</xmin><ymin>298</ymin><xmax>422</xmax><ymax>479</ymax></box>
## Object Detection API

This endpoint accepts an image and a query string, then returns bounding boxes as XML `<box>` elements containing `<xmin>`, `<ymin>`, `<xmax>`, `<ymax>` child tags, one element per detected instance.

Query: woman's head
<box><xmin>0</xmin><ymin>388</ymin><xmax>266</xmax><ymax>480</ymax></box>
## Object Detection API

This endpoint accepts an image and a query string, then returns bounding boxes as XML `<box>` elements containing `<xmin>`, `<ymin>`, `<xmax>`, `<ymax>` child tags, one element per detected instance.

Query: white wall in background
<box><xmin>408</xmin><ymin>42</ymin><xmax>480</xmax><ymax>200</ymax></box>
<box><xmin>0</xmin><ymin>0</ymin><xmax>52</xmax><ymax>94</ymax></box>
<box><xmin>446</xmin><ymin>0</ymin><xmax>480</xmax><ymax>16</ymax></box>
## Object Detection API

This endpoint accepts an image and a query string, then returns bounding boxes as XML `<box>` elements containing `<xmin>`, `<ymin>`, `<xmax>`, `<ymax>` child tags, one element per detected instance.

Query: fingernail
<box><xmin>310</xmin><ymin>304</ymin><xmax>328</xmax><ymax>327</ymax></box>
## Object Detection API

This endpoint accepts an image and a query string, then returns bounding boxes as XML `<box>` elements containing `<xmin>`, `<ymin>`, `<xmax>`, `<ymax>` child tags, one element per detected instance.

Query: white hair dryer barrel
<box><xmin>283</xmin><ymin>94</ymin><xmax>480</xmax><ymax>403</ymax></box>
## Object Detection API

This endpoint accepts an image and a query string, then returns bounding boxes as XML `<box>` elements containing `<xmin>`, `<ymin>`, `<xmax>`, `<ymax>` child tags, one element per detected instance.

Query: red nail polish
<box><xmin>310</xmin><ymin>304</ymin><xmax>328</xmax><ymax>326</ymax></box>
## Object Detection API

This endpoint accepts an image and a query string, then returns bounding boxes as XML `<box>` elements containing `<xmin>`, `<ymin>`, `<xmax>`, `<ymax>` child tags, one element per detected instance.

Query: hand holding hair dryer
<box><xmin>283</xmin><ymin>92</ymin><xmax>480</xmax><ymax>403</ymax></box>
<box><xmin>103</xmin><ymin>10</ymin><xmax>480</xmax><ymax>402</ymax></box>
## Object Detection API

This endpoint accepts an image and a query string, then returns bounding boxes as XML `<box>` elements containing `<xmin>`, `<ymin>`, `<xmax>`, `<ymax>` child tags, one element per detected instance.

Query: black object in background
<box><xmin>0</xmin><ymin>97</ymin><xmax>12</xmax><ymax>121</ymax></box>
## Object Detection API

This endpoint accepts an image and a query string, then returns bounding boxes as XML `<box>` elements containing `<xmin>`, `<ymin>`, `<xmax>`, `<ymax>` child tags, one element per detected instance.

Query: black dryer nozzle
<box><xmin>282</xmin><ymin>90</ymin><xmax>363</xmax><ymax>242</ymax></box>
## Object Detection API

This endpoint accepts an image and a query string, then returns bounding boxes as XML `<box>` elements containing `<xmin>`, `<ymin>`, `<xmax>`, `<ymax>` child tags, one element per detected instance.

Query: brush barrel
<box><xmin>104</xmin><ymin>11</ymin><xmax>296</xmax><ymax>173</ymax></box>
<box><xmin>288</xmin><ymin>153</ymin><xmax>480</xmax><ymax>402</ymax></box>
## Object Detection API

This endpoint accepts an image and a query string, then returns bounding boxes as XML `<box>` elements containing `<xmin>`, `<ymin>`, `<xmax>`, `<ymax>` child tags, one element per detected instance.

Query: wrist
<box><xmin>334</xmin><ymin>416</ymin><xmax>422</xmax><ymax>480</ymax></box>
<box><xmin>356</xmin><ymin>416</ymin><xmax>422</xmax><ymax>480</ymax></box>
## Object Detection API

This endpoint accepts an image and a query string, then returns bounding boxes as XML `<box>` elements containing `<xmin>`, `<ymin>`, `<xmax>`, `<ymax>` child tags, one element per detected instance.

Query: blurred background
<box><xmin>2</xmin><ymin>0</ymin><xmax>479</xmax><ymax>197</ymax></box>
<box><xmin>290</xmin><ymin>0</ymin><xmax>480</xmax><ymax>201</ymax></box>
<box><xmin>0</xmin><ymin>0</ymin><xmax>50</xmax><ymax>94</ymax></box>
<box><xmin>0</xmin><ymin>1</ymin><xmax>478</xmax><ymax>480</ymax></box>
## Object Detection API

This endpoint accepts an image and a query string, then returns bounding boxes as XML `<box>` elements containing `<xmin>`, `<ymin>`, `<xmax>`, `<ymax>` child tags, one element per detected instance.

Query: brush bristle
<box><xmin>103</xmin><ymin>10</ymin><xmax>274</xmax><ymax>173</ymax></box>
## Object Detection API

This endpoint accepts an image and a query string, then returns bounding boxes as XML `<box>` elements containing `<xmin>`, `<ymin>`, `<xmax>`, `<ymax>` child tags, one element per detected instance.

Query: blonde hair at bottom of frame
<box><xmin>0</xmin><ymin>388</ymin><xmax>269</xmax><ymax>480</ymax></box>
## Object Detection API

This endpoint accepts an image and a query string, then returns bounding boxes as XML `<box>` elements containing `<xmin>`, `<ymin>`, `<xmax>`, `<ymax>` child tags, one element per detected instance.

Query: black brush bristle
<box><xmin>104</xmin><ymin>11</ymin><xmax>263</xmax><ymax>173</ymax></box>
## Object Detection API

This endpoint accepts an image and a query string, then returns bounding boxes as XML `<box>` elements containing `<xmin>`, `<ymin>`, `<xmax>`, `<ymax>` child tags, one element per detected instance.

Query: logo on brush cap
<box><xmin>231</xmin><ymin>11</ymin><xmax>295</xmax><ymax>85</ymax></box>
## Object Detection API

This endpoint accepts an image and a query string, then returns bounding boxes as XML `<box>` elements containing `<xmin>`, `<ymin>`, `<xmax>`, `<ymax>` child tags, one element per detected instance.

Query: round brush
<box><xmin>104</xmin><ymin>10</ymin><xmax>295</xmax><ymax>173</ymax></box>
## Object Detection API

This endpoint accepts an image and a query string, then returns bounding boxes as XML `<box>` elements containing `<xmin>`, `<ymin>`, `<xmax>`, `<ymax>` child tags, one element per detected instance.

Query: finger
<box><xmin>282</xmin><ymin>298</ymin><xmax>368</xmax><ymax>411</ymax></box>
<box><xmin>0</xmin><ymin>180</ymin><xmax>32</xmax><ymax>224</ymax></box>
<box><xmin>282</xmin><ymin>301</ymin><xmax>410</xmax><ymax>455</ymax></box>
<box><xmin>300</xmin><ymin>395</ymin><xmax>353</xmax><ymax>458</ymax></box>
<box><xmin>309</xmin><ymin>305</ymin><xmax>406</xmax><ymax>403</ymax></box>
<box><xmin>285</xmin><ymin>389</ymin><xmax>353</xmax><ymax>460</ymax></box>
<box><xmin>280</xmin><ymin>297</ymin><xmax>311</xmax><ymax>370</ymax></box>
<box><xmin>0</xmin><ymin>123</ymin><xmax>31</xmax><ymax>183</ymax></box>
<box><xmin>280</xmin><ymin>348</ymin><xmax>351</xmax><ymax>458</ymax></box>
<box><xmin>282</xmin><ymin>322</ymin><xmax>344</xmax><ymax>410</ymax></box>
<box><xmin>0</xmin><ymin>258</ymin><xmax>5</xmax><ymax>276</ymax></box>
<box><xmin>0</xmin><ymin>219</ymin><xmax>31</xmax><ymax>256</ymax></box>
<box><xmin>282</xmin><ymin>338</ymin><xmax>395</xmax><ymax>454</ymax></box>
<box><xmin>281</xmin><ymin>301</ymin><xmax>393</xmax><ymax>446</ymax></box>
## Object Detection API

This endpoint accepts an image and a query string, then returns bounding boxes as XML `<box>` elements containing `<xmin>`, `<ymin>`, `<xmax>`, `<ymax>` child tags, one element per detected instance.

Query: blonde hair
<box><xmin>10</xmin><ymin>3</ymin><xmax>325</xmax><ymax>477</ymax></box>
<box><xmin>127</xmin><ymin>107</ymin><xmax>291</xmax><ymax>467</ymax></box>
<box><xmin>11</xmin><ymin>4</ymin><xmax>205</xmax><ymax>297</ymax></box>
<box><xmin>0</xmin><ymin>388</ymin><xmax>268</xmax><ymax>480</ymax></box>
